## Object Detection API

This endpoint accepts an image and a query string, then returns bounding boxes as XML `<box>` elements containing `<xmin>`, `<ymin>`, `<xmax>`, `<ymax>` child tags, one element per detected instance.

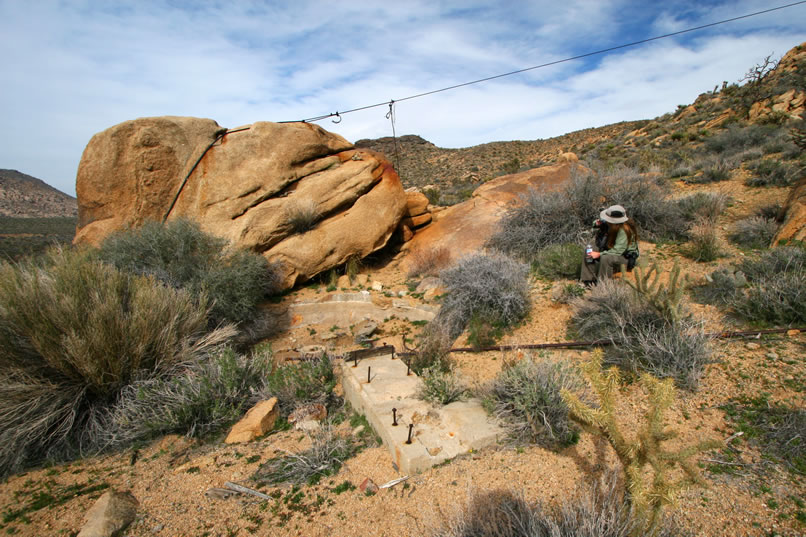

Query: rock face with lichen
<box><xmin>74</xmin><ymin>117</ymin><xmax>407</xmax><ymax>290</ymax></box>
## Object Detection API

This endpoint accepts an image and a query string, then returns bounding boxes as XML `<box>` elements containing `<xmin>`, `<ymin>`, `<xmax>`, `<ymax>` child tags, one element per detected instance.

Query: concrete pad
<box><xmin>341</xmin><ymin>351</ymin><xmax>503</xmax><ymax>474</ymax></box>
<box><xmin>289</xmin><ymin>292</ymin><xmax>438</xmax><ymax>328</ymax></box>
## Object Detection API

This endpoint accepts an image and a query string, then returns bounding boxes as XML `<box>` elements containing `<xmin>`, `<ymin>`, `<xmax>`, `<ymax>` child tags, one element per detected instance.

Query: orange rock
<box><xmin>401</xmin><ymin>213</ymin><xmax>432</xmax><ymax>229</ymax></box>
<box><xmin>225</xmin><ymin>398</ymin><xmax>279</xmax><ymax>444</ymax></box>
<box><xmin>405</xmin><ymin>191</ymin><xmax>429</xmax><ymax>216</ymax></box>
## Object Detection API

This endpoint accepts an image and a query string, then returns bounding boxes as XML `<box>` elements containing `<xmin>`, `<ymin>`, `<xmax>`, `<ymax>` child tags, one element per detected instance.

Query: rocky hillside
<box><xmin>0</xmin><ymin>169</ymin><xmax>77</xmax><ymax>217</ymax></box>
<box><xmin>357</xmin><ymin>43</ymin><xmax>806</xmax><ymax>206</ymax></box>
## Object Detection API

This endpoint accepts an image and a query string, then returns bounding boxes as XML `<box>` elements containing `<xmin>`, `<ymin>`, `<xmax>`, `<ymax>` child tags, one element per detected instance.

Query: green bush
<box><xmin>728</xmin><ymin>216</ymin><xmax>778</xmax><ymax>249</ymax></box>
<box><xmin>105</xmin><ymin>347</ymin><xmax>275</xmax><ymax>446</ymax></box>
<box><xmin>418</xmin><ymin>363</ymin><xmax>468</xmax><ymax>405</ymax></box>
<box><xmin>531</xmin><ymin>243</ymin><xmax>582</xmax><ymax>280</ymax></box>
<box><xmin>705</xmin><ymin>124</ymin><xmax>780</xmax><ymax>155</ymax></box>
<box><xmin>266</xmin><ymin>353</ymin><xmax>338</xmax><ymax>416</ymax></box>
<box><xmin>571</xmin><ymin>279</ymin><xmax>711</xmax><ymax>390</ymax></box>
<box><xmin>484</xmin><ymin>355</ymin><xmax>584</xmax><ymax>447</ymax></box>
<box><xmin>98</xmin><ymin>218</ymin><xmax>279</xmax><ymax>326</ymax></box>
<box><xmin>688</xmin><ymin>160</ymin><xmax>731</xmax><ymax>184</ymax></box>
<box><xmin>0</xmin><ymin>247</ymin><xmax>233</xmax><ymax>476</ymax></box>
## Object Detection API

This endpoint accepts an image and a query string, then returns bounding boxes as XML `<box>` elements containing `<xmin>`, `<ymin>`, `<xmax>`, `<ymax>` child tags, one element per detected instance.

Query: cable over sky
<box><xmin>292</xmin><ymin>1</ymin><xmax>806</xmax><ymax>125</ymax></box>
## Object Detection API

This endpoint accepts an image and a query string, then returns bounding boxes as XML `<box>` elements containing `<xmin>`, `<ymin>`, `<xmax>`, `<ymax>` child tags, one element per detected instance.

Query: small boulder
<box><xmin>354</xmin><ymin>320</ymin><xmax>378</xmax><ymax>341</ymax></box>
<box><xmin>406</xmin><ymin>191</ymin><xmax>430</xmax><ymax>216</ymax></box>
<box><xmin>225</xmin><ymin>398</ymin><xmax>279</xmax><ymax>444</ymax></box>
<box><xmin>77</xmin><ymin>490</ymin><xmax>139</xmax><ymax>537</ymax></box>
<box><xmin>371</xmin><ymin>281</ymin><xmax>384</xmax><ymax>291</ymax></box>
<box><xmin>359</xmin><ymin>478</ymin><xmax>379</xmax><ymax>494</ymax></box>
<box><xmin>337</xmin><ymin>275</ymin><xmax>351</xmax><ymax>289</ymax></box>
<box><xmin>416</xmin><ymin>277</ymin><xmax>442</xmax><ymax>294</ymax></box>
<box><xmin>289</xmin><ymin>403</ymin><xmax>327</xmax><ymax>430</ymax></box>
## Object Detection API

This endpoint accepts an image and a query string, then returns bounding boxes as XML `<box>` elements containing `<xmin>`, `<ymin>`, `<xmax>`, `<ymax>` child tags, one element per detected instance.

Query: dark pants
<box><xmin>580</xmin><ymin>253</ymin><xmax>627</xmax><ymax>282</ymax></box>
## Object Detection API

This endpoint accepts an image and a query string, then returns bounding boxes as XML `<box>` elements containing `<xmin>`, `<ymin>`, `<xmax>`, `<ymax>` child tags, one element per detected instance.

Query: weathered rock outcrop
<box><xmin>74</xmin><ymin>117</ymin><xmax>407</xmax><ymax>289</ymax></box>
<box><xmin>774</xmin><ymin>175</ymin><xmax>806</xmax><ymax>245</ymax></box>
<box><xmin>401</xmin><ymin>160</ymin><xmax>581</xmax><ymax>269</ymax></box>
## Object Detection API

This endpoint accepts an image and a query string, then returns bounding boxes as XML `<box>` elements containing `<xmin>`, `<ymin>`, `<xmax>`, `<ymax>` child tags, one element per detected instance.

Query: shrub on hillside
<box><xmin>729</xmin><ymin>216</ymin><xmax>778</xmax><ymax>249</ymax></box>
<box><xmin>705</xmin><ymin>124</ymin><xmax>780</xmax><ymax>155</ymax></box>
<box><xmin>436</xmin><ymin>253</ymin><xmax>530</xmax><ymax>341</ymax></box>
<box><xmin>571</xmin><ymin>279</ymin><xmax>711</xmax><ymax>390</ymax></box>
<box><xmin>745</xmin><ymin>159</ymin><xmax>797</xmax><ymax>187</ymax></box>
<box><xmin>418</xmin><ymin>363</ymin><xmax>468</xmax><ymax>405</ymax></box>
<box><xmin>98</xmin><ymin>219</ymin><xmax>280</xmax><ymax>326</ymax></box>
<box><xmin>0</xmin><ymin>247</ymin><xmax>234</xmax><ymax>475</ymax></box>
<box><xmin>682</xmin><ymin>219</ymin><xmax>725</xmax><ymax>262</ymax></box>
<box><xmin>266</xmin><ymin>353</ymin><xmax>338</xmax><ymax>416</ymax></box>
<box><xmin>484</xmin><ymin>355</ymin><xmax>584</xmax><ymax>447</ymax></box>
<box><xmin>676</xmin><ymin>191</ymin><xmax>729</xmax><ymax>223</ymax></box>
<box><xmin>688</xmin><ymin>159</ymin><xmax>731</xmax><ymax>184</ymax></box>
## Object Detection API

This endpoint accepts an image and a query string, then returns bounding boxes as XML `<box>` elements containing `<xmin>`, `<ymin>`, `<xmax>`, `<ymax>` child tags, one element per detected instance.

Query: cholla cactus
<box><xmin>561</xmin><ymin>350</ymin><xmax>721</xmax><ymax>535</ymax></box>
<box><xmin>626</xmin><ymin>261</ymin><xmax>689</xmax><ymax>324</ymax></box>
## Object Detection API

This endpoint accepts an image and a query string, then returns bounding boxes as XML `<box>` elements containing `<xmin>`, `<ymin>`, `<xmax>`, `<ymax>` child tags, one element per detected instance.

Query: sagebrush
<box><xmin>98</xmin><ymin>218</ymin><xmax>279</xmax><ymax>325</ymax></box>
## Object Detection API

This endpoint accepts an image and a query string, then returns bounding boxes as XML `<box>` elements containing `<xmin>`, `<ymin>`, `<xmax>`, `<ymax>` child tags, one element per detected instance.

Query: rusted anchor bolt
<box><xmin>367</xmin><ymin>366</ymin><xmax>371</xmax><ymax>384</ymax></box>
<box><xmin>353</xmin><ymin>355</ymin><xmax>358</xmax><ymax>368</ymax></box>
<box><xmin>405</xmin><ymin>423</ymin><xmax>414</xmax><ymax>444</ymax></box>
<box><xmin>392</xmin><ymin>408</ymin><xmax>398</xmax><ymax>426</ymax></box>
<box><xmin>406</xmin><ymin>359</ymin><xmax>411</xmax><ymax>376</ymax></box>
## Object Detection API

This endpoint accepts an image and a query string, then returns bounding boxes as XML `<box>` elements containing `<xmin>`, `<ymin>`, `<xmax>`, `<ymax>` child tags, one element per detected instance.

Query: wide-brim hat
<box><xmin>600</xmin><ymin>204</ymin><xmax>628</xmax><ymax>224</ymax></box>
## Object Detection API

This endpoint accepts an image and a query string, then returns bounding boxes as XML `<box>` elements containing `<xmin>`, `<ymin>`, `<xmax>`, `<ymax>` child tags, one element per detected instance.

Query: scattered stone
<box><xmin>371</xmin><ymin>281</ymin><xmax>384</xmax><ymax>291</ymax></box>
<box><xmin>352</xmin><ymin>425</ymin><xmax>365</xmax><ymax>436</ymax></box>
<box><xmin>289</xmin><ymin>403</ymin><xmax>327</xmax><ymax>429</ymax></box>
<box><xmin>766</xmin><ymin>352</ymin><xmax>779</xmax><ymax>360</ymax></box>
<box><xmin>151</xmin><ymin>524</ymin><xmax>164</xmax><ymax>533</ymax></box>
<box><xmin>298</xmin><ymin>344</ymin><xmax>326</xmax><ymax>357</ymax></box>
<box><xmin>354</xmin><ymin>320</ymin><xmax>378</xmax><ymax>341</ymax></box>
<box><xmin>415</xmin><ymin>277</ymin><xmax>442</xmax><ymax>294</ymax></box>
<box><xmin>359</xmin><ymin>478</ymin><xmax>379</xmax><ymax>494</ymax></box>
<box><xmin>787</xmin><ymin>329</ymin><xmax>801</xmax><ymax>337</ymax></box>
<box><xmin>337</xmin><ymin>275</ymin><xmax>351</xmax><ymax>289</ymax></box>
<box><xmin>77</xmin><ymin>490</ymin><xmax>139</xmax><ymax>537</ymax></box>
<box><xmin>745</xmin><ymin>342</ymin><xmax>761</xmax><ymax>350</ymax></box>
<box><xmin>225</xmin><ymin>398</ymin><xmax>279</xmax><ymax>444</ymax></box>
<box><xmin>355</xmin><ymin>274</ymin><xmax>369</xmax><ymax>287</ymax></box>
<box><xmin>295</xmin><ymin>420</ymin><xmax>322</xmax><ymax>432</ymax></box>
<box><xmin>319</xmin><ymin>332</ymin><xmax>340</xmax><ymax>341</ymax></box>
<box><xmin>423</xmin><ymin>287</ymin><xmax>446</xmax><ymax>301</ymax></box>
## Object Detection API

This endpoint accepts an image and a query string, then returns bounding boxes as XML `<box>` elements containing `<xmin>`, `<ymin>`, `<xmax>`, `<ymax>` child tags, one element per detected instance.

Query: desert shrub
<box><xmin>418</xmin><ymin>363</ymin><xmax>468</xmax><ymax>405</ymax></box>
<box><xmin>552</xmin><ymin>282</ymin><xmax>586</xmax><ymax>304</ymax></box>
<box><xmin>733</xmin><ymin>270</ymin><xmax>806</xmax><ymax>326</ymax></box>
<box><xmin>729</xmin><ymin>216</ymin><xmax>778</xmax><ymax>249</ymax></box>
<box><xmin>688</xmin><ymin>159</ymin><xmax>731</xmax><ymax>184</ymax></box>
<box><xmin>531</xmin><ymin>243</ymin><xmax>582</xmax><ymax>280</ymax></box>
<box><xmin>406</xmin><ymin>245</ymin><xmax>452</xmax><ymax>278</ymax></box>
<box><xmin>424</xmin><ymin>187</ymin><xmax>441</xmax><ymax>205</ymax></box>
<box><xmin>103</xmin><ymin>347</ymin><xmax>274</xmax><ymax>446</ymax></box>
<box><xmin>484</xmin><ymin>355</ymin><xmax>584</xmax><ymax>446</ymax></box>
<box><xmin>488</xmin><ymin>168</ymin><xmax>687</xmax><ymax>261</ymax></box>
<box><xmin>266</xmin><ymin>353</ymin><xmax>338</xmax><ymax>416</ymax></box>
<box><xmin>436</xmin><ymin>253</ymin><xmax>530</xmax><ymax>341</ymax></box>
<box><xmin>745</xmin><ymin>159</ymin><xmax>797</xmax><ymax>187</ymax></box>
<box><xmin>98</xmin><ymin>219</ymin><xmax>279</xmax><ymax>326</ymax></box>
<box><xmin>756</xmin><ymin>202</ymin><xmax>783</xmax><ymax>221</ymax></box>
<box><xmin>571</xmin><ymin>279</ymin><xmax>711</xmax><ymax>390</ymax></box>
<box><xmin>737</xmin><ymin>245</ymin><xmax>806</xmax><ymax>281</ymax></box>
<box><xmin>705</xmin><ymin>124</ymin><xmax>779</xmax><ymax>155</ymax></box>
<box><xmin>682</xmin><ymin>219</ymin><xmax>724</xmax><ymax>262</ymax></box>
<box><xmin>676</xmin><ymin>191</ymin><xmax>729</xmax><ymax>223</ymax></box>
<box><xmin>466</xmin><ymin>313</ymin><xmax>504</xmax><ymax>350</ymax></box>
<box><xmin>411</xmin><ymin>320</ymin><xmax>455</xmax><ymax>375</ymax></box>
<box><xmin>252</xmin><ymin>424</ymin><xmax>358</xmax><ymax>485</ymax></box>
<box><xmin>721</xmin><ymin>395</ymin><xmax>805</xmax><ymax>474</ymax></box>
<box><xmin>285</xmin><ymin>198</ymin><xmax>320</xmax><ymax>233</ymax></box>
<box><xmin>433</xmin><ymin>471</ymin><xmax>687</xmax><ymax>537</ymax></box>
<box><xmin>0</xmin><ymin>247</ymin><xmax>233</xmax><ymax>475</ymax></box>
<box><xmin>691</xmin><ymin>268</ymin><xmax>747</xmax><ymax>306</ymax></box>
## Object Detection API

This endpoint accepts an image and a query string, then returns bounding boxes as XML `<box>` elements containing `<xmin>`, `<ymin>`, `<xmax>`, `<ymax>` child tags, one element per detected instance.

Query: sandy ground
<box><xmin>0</xmin><ymin>179</ymin><xmax>804</xmax><ymax>537</ymax></box>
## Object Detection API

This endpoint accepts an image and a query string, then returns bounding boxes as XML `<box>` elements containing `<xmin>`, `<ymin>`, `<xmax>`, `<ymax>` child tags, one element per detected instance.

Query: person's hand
<box><xmin>589</xmin><ymin>251</ymin><xmax>601</xmax><ymax>260</ymax></box>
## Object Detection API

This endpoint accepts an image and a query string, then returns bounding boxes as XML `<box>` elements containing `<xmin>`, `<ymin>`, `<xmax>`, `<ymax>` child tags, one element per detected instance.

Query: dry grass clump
<box><xmin>98</xmin><ymin>218</ymin><xmax>279</xmax><ymax>326</ymax></box>
<box><xmin>682</xmin><ymin>219</ymin><xmax>725</xmax><ymax>262</ymax></box>
<box><xmin>484</xmin><ymin>354</ymin><xmax>584</xmax><ymax>447</ymax></box>
<box><xmin>728</xmin><ymin>216</ymin><xmax>778</xmax><ymax>249</ymax></box>
<box><xmin>0</xmin><ymin>247</ymin><xmax>234</xmax><ymax>475</ymax></box>
<box><xmin>406</xmin><ymin>245</ymin><xmax>453</xmax><ymax>278</ymax></box>
<box><xmin>675</xmin><ymin>191</ymin><xmax>730</xmax><ymax>223</ymax></box>
<box><xmin>571</xmin><ymin>278</ymin><xmax>711</xmax><ymax>391</ymax></box>
<box><xmin>285</xmin><ymin>197</ymin><xmax>320</xmax><ymax>233</ymax></box>
<box><xmin>418</xmin><ymin>363</ymin><xmax>469</xmax><ymax>405</ymax></box>
<box><xmin>433</xmin><ymin>471</ymin><xmax>687</xmax><ymax>537</ymax></box>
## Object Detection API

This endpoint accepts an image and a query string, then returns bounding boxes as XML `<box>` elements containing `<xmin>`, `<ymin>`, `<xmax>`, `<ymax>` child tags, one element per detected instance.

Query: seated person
<box><xmin>581</xmin><ymin>204</ymin><xmax>639</xmax><ymax>284</ymax></box>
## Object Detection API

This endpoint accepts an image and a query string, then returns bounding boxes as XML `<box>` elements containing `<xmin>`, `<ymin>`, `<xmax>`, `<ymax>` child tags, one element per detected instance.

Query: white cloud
<box><xmin>0</xmin><ymin>0</ymin><xmax>804</xmax><ymax>196</ymax></box>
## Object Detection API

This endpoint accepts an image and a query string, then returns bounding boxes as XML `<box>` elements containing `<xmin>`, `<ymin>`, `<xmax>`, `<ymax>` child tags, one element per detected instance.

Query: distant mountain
<box><xmin>0</xmin><ymin>169</ymin><xmax>77</xmax><ymax>217</ymax></box>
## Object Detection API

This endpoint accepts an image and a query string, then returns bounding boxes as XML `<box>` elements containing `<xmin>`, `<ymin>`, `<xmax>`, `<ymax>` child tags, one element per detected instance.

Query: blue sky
<box><xmin>1</xmin><ymin>1</ymin><xmax>804</xmax><ymax>197</ymax></box>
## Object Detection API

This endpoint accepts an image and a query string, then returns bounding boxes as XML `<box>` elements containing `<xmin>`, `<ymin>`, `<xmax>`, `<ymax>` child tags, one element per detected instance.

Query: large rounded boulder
<box><xmin>74</xmin><ymin>117</ymin><xmax>407</xmax><ymax>290</ymax></box>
